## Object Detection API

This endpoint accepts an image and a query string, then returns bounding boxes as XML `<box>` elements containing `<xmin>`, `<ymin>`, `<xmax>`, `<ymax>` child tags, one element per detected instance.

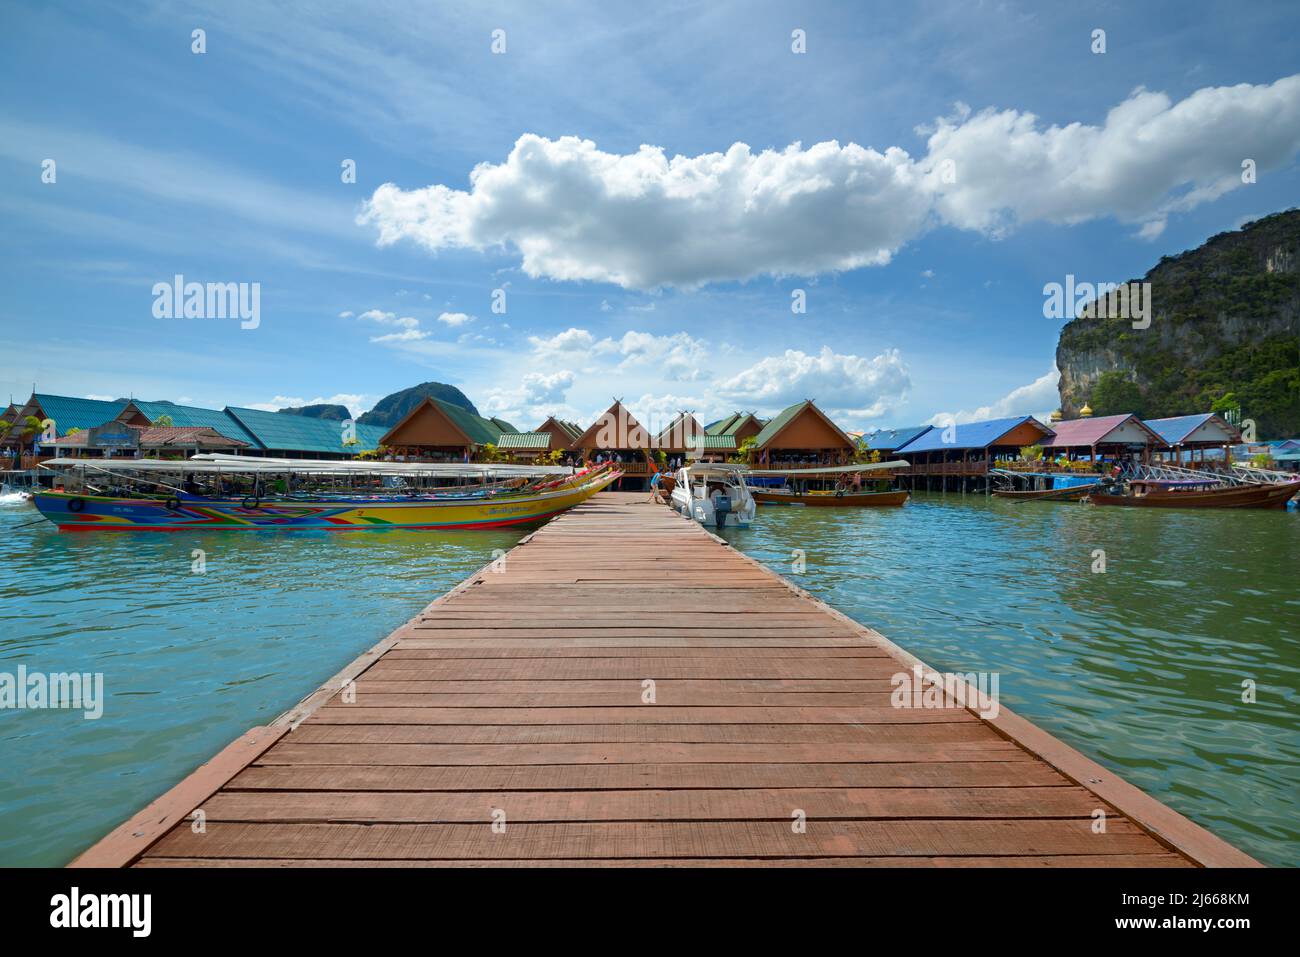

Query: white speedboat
<box><xmin>670</xmin><ymin>463</ymin><xmax>757</xmax><ymax>528</ymax></box>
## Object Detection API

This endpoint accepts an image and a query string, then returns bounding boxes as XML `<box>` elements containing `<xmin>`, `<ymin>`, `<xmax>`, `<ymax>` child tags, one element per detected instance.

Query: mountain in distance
<box><xmin>357</xmin><ymin>381</ymin><xmax>480</xmax><ymax>428</ymax></box>
<box><xmin>276</xmin><ymin>403</ymin><xmax>351</xmax><ymax>421</ymax></box>
<box><xmin>1057</xmin><ymin>208</ymin><xmax>1300</xmax><ymax>438</ymax></box>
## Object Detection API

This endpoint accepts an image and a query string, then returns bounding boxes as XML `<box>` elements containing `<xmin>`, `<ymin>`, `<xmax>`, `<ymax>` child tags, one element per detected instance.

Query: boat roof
<box><xmin>680</xmin><ymin>460</ymin><xmax>907</xmax><ymax>477</ymax></box>
<box><xmin>40</xmin><ymin>455</ymin><xmax>573</xmax><ymax>477</ymax></box>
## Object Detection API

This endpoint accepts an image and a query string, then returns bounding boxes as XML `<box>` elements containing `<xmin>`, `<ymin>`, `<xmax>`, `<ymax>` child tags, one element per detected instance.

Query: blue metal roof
<box><xmin>129</xmin><ymin>401</ymin><xmax>260</xmax><ymax>447</ymax></box>
<box><xmin>225</xmin><ymin>407</ymin><xmax>387</xmax><ymax>454</ymax></box>
<box><xmin>895</xmin><ymin>416</ymin><xmax>1051</xmax><ymax>453</ymax></box>
<box><xmin>1142</xmin><ymin>414</ymin><xmax>1215</xmax><ymax>446</ymax></box>
<box><xmin>31</xmin><ymin>394</ymin><xmax>127</xmax><ymax>434</ymax></box>
<box><xmin>859</xmin><ymin>425</ymin><xmax>933</xmax><ymax>451</ymax></box>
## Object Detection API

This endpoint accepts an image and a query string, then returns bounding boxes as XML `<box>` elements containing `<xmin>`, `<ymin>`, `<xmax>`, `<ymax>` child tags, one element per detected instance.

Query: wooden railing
<box><xmin>901</xmin><ymin>461</ymin><xmax>990</xmax><ymax>476</ymax></box>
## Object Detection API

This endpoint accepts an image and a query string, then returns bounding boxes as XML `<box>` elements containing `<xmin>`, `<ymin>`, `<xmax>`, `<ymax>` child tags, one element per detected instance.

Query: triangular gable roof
<box><xmin>1040</xmin><ymin>413</ymin><xmax>1163</xmax><ymax>449</ymax></box>
<box><xmin>705</xmin><ymin>411</ymin><xmax>763</xmax><ymax>437</ymax></box>
<box><xmin>489</xmin><ymin>416</ymin><xmax>519</xmax><ymax>434</ymax></box>
<box><xmin>655</xmin><ymin>412</ymin><xmax>705</xmax><ymax>450</ymax></box>
<box><xmin>378</xmin><ymin>396</ymin><xmax>503</xmax><ymax>448</ymax></box>
<box><xmin>896</xmin><ymin>415</ymin><xmax>1054</xmax><ymax>453</ymax></box>
<box><xmin>1143</xmin><ymin>413</ymin><xmax>1241</xmax><ymax>446</ymax></box>
<box><xmin>535</xmin><ymin>415</ymin><xmax>584</xmax><ymax>447</ymax></box>
<box><xmin>752</xmin><ymin>401</ymin><xmax>853</xmax><ymax>449</ymax></box>
<box><xmin>571</xmin><ymin>400</ymin><xmax>651</xmax><ymax>449</ymax></box>
<box><xmin>706</xmin><ymin>412</ymin><xmax>742</xmax><ymax>436</ymax></box>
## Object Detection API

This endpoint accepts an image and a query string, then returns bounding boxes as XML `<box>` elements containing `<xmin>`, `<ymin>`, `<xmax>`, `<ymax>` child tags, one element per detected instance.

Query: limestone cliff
<box><xmin>1056</xmin><ymin>209</ymin><xmax>1300</xmax><ymax>437</ymax></box>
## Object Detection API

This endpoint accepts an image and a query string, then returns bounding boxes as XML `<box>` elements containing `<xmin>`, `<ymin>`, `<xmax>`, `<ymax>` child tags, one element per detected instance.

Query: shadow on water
<box><xmin>717</xmin><ymin>491</ymin><xmax>1300</xmax><ymax>866</ymax></box>
<box><xmin>0</xmin><ymin>502</ymin><xmax>530</xmax><ymax>866</ymax></box>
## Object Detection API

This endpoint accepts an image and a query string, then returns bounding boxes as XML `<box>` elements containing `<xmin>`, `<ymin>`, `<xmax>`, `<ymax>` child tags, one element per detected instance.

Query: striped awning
<box><xmin>496</xmin><ymin>432</ymin><xmax>552</xmax><ymax>450</ymax></box>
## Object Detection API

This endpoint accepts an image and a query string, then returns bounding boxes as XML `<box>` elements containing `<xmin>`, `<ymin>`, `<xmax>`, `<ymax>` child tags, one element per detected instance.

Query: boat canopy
<box><xmin>743</xmin><ymin>460</ymin><xmax>909</xmax><ymax>477</ymax></box>
<box><xmin>39</xmin><ymin>455</ymin><xmax>575</xmax><ymax>478</ymax></box>
<box><xmin>680</xmin><ymin>460</ymin><xmax>907</xmax><ymax>477</ymax></box>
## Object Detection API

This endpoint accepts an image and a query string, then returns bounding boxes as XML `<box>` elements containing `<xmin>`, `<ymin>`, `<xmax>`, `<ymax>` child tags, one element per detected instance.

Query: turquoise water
<box><xmin>2</xmin><ymin>492</ymin><xmax>1297</xmax><ymax>866</ymax></box>
<box><xmin>717</xmin><ymin>492</ymin><xmax>1300</xmax><ymax>866</ymax></box>
<box><xmin>0</xmin><ymin>500</ymin><xmax>524</xmax><ymax>866</ymax></box>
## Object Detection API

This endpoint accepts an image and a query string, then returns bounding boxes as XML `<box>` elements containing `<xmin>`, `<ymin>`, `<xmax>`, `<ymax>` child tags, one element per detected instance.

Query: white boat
<box><xmin>670</xmin><ymin>463</ymin><xmax>757</xmax><ymax>528</ymax></box>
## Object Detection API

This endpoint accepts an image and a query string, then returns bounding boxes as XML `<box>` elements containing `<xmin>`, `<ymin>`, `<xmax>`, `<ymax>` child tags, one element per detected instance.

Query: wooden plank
<box><xmin>199</xmin><ymin>786</ymin><xmax>1111</xmax><ymax>823</ymax></box>
<box><xmin>144</xmin><ymin>819</ymin><xmax>1171</xmax><ymax>861</ymax></box>
<box><xmin>253</xmin><ymin>740</ymin><xmax>1023</xmax><ymax>767</ymax></box>
<box><xmin>227</xmin><ymin>760</ymin><xmax>1068</xmax><ymax>792</ymax></box>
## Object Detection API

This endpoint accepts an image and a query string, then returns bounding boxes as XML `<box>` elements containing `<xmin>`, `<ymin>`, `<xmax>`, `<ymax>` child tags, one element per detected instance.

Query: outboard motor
<box><xmin>714</xmin><ymin>493</ymin><xmax>732</xmax><ymax>528</ymax></box>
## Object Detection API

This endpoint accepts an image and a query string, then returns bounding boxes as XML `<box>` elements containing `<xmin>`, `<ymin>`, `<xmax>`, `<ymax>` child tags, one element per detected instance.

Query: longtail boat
<box><xmin>32</xmin><ymin>457</ymin><xmax>620</xmax><ymax>530</ymax></box>
<box><xmin>750</xmin><ymin>487</ymin><xmax>910</xmax><ymax>507</ymax></box>
<box><xmin>1088</xmin><ymin>478</ymin><xmax>1300</xmax><ymax>509</ymax></box>
<box><xmin>992</xmin><ymin>482</ymin><xmax>1099</xmax><ymax>502</ymax></box>
<box><xmin>745</xmin><ymin>459</ymin><xmax>910</xmax><ymax>508</ymax></box>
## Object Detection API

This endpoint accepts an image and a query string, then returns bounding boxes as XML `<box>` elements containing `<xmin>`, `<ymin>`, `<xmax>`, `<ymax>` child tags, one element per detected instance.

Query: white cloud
<box><xmin>337</xmin><ymin>310</ymin><xmax>354</xmax><ymax>318</ymax></box>
<box><xmin>482</xmin><ymin>370</ymin><xmax>578</xmax><ymax>422</ymax></box>
<box><xmin>370</xmin><ymin>328</ymin><xmax>429</xmax><ymax>343</ymax></box>
<box><xmin>717</xmin><ymin>346</ymin><xmax>911</xmax><ymax>420</ymax></box>
<box><xmin>437</xmin><ymin>311</ymin><xmax>473</xmax><ymax>326</ymax></box>
<box><xmin>926</xmin><ymin>367</ymin><xmax>1059</xmax><ymax>426</ymax></box>
<box><xmin>357</xmin><ymin>309</ymin><xmax>419</xmax><ymax>329</ymax></box>
<box><xmin>528</xmin><ymin>327</ymin><xmax>602</xmax><ymax>360</ymax></box>
<box><xmin>359</xmin><ymin>75</ymin><xmax>1300</xmax><ymax>289</ymax></box>
<box><xmin>526</xmin><ymin>327</ymin><xmax>706</xmax><ymax>381</ymax></box>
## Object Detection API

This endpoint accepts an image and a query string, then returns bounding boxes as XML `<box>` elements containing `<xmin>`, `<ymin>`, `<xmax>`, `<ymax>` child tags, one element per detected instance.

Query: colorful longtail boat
<box><xmin>32</xmin><ymin>457</ymin><xmax>620</xmax><ymax>530</ymax></box>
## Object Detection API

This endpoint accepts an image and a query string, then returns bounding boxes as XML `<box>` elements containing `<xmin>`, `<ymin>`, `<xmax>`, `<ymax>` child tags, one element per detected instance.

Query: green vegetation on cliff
<box><xmin>1057</xmin><ymin>209</ymin><xmax>1300</xmax><ymax>436</ymax></box>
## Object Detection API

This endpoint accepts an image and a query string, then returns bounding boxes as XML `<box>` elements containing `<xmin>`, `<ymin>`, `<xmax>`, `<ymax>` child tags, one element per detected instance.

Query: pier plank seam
<box><xmin>72</xmin><ymin>492</ymin><xmax>1258</xmax><ymax>868</ymax></box>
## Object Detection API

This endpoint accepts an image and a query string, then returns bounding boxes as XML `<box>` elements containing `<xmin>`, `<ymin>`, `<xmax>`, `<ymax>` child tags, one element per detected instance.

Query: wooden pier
<box><xmin>74</xmin><ymin>492</ymin><xmax>1258</xmax><ymax>867</ymax></box>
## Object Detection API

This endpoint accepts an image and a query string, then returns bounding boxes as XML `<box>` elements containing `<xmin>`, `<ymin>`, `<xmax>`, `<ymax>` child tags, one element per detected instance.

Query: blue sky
<box><xmin>2</xmin><ymin>0</ymin><xmax>1298</xmax><ymax>435</ymax></box>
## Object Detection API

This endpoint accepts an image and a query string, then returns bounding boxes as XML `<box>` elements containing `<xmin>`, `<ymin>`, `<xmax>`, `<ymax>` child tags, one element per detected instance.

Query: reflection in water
<box><xmin>718</xmin><ymin>492</ymin><xmax>1300</xmax><ymax>866</ymax></box>
<box><xmin>0</xmin><ymin>505</ymin><xmax>526</xmax><ymax>866</ymax></box>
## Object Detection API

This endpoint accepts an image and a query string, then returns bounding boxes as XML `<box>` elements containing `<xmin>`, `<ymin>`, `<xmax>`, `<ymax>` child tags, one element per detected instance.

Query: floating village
<box><xmin>2</xmin><ymin>390</ymin><xmax>1298</xmax><ymax>530</ymax></box>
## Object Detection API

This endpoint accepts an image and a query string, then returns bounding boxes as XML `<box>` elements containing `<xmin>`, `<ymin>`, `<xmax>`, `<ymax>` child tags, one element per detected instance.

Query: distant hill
<box><xmin>1057</xmin><ymin>209</ymin><xmax>1300</xmax><ymax>437</ymax></box>
<box><xmin>276</xmin><ymin>403</ymin><xmax>351</xmax><ymax>421</ymax></box>
<box><xmin>357</xmin><ymin>381</ymin><xmax>479</xmax><ymax>428</ymax></box>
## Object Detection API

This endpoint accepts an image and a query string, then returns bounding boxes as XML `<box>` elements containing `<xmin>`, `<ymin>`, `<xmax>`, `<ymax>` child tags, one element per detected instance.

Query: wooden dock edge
<box><xmin>68</xmin><ymin>724</ymin><xmax>287</xmax><ymax>868</ymax></box>
<box><xmin>70</xmin><ymin>502</ymin><xmax>1262</xmax><ymax>868</ymax></box>
<box><xmin>701</xmin><ymin>526</ymin><xmax>1262</xmax><ymax>868</ymax></box>
<box><xmin>69</xmin><ymin>553</ymin><xmax>503</xmax><ymax>869</ymax></box>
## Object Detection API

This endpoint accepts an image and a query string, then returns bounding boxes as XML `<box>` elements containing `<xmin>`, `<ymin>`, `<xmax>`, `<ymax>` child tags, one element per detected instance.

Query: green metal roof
<box><xmin>706</xmin><ymin>412</ymin><xmax>743</xmax><ymax>436</ymax></box>
<box><xmin>31</xmin><ymin>394</ymin><xmax>127</xmax><ymax>434</ymax></box>
<box><xmin>413</xmin><ymin>397</ymin><xmax>510</xmax><ymax>447</ymax></box>
<box><xmin>497</xmin><ymin>431</ymin><xmax>552</xmax><ymax>450</ymax></box>
<box><xmin>697</xmin><ymin>434</ymin><xmax>737</xmax><ymax>450</ymax></box>
<box><xmin>753</xmin><ymin>401</ymin><xmax>826</xmax><ymax>448</ymax></box>
<box><xmin>127</xmin><ymin>401</ymin><xmax>260</xmax><ymax>447</ymax></box>
<box><xmin>226</xmin><ymin>406</ymin><xmax>387</xmax><ymax>454</ymax></box>
<box><xmin>489</xmin><ymin>416</ymin><xmax>519</xmax><ymax>434</ymax></box>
